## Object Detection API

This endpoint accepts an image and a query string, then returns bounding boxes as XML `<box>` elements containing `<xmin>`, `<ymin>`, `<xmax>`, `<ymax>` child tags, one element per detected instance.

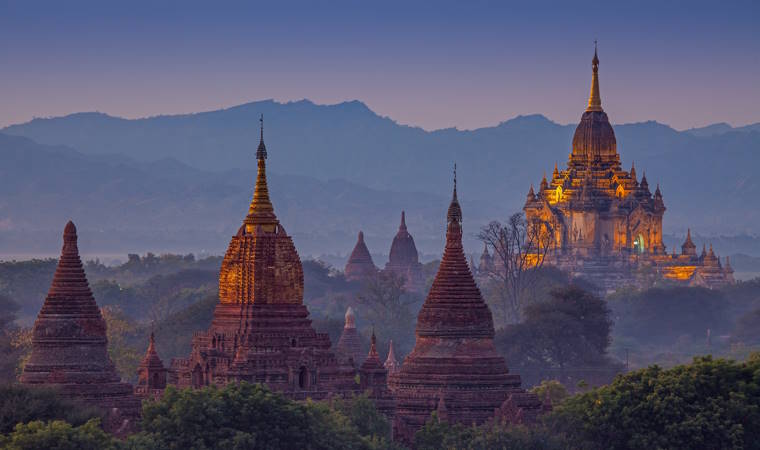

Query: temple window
<box><xmin>616</xmin><ymin>185</ymin><xmax>625</xmax><ymax>198</ymax></box>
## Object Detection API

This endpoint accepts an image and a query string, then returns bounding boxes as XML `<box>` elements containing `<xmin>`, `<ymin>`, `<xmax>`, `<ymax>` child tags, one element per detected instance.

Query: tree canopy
<box><xmin>495</xmin><ymin>286</ymin><xmax>620</xmax><ymax>387</ymax></box>
<box><xmin>548</xmin><ymin>355</ymin><xmax>760</xmax><ymax>449</ymax></box>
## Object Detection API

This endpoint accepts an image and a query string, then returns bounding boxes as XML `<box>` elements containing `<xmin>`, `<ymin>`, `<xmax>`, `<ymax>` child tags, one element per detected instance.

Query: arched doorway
<box><xmin>191</xmin><ymin>364</ymin><xmax>204</xmax><ymax>388</ymax></box>
<box><xmin>298</xmin><ymin>366</ymin><xmax>308</xmax><ymax>389</ymax></box>
<box><xmin>633</xmin><ymin>234</ymin><xmax>646</xmax><ymax>254</ymax></box>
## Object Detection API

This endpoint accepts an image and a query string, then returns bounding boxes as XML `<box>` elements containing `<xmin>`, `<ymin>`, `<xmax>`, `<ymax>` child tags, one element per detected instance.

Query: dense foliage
<box><xmin>549</xmin><ymin>355</ymin><xmax>760</xmax><ymax>449</ymax></box>
<box><xmin>131</xmin><ymin>383</ymin><xmax>391</xmax><ymax>450</ymax></box>
<box><xmin>495</xmin><ymin>286</ymin><xmax>620</xmax><ymax>387</ymax></box>
<box><xmin>0</xmin><ymin>419</ymin><xmax>115</xmax><ymax>450</ymax></box>
<box><xmin>0</xmin><ymin>385</ymin><xmax>102</xmax><ymax>434</ymax></box>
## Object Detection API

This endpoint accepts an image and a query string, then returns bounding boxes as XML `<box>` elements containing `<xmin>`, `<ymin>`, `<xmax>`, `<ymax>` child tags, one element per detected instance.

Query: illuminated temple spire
<box><xmin>245</xmin><ymin>114</ymin><xmax>277</xmax><ymax>232</ymax></box>
<box><xmin>586</xmin><ymin>41</ymin><xmax>603</xmax><ymax>112</ymax></box>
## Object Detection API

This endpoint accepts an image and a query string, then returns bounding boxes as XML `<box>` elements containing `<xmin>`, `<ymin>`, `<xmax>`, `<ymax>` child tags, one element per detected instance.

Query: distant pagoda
<box><xmin>344</xmin><ymin>231</ymin><xmax>378</xmax><ymax>281</ymax></box>
<box><xmin>20</xmin><ymin>221</ymin><xmax>141</xmax><ymax>434</ymax></box>
<box><xmin>168</xmin><ymin>117</ymin><xmax>370</xmax><ymax>400</ymax></box>
<box><xmin>359</xmin><ymin>330</ymin><xmax>395</xmax><ymax>418</ymax></box>
<box><xmin>389</xmin><ymin>173</ymin><xmax>542</xmax><ymax>443</ymax></box>
<box><xmin>523</xmin><ymin>46</ymin><xmax>733</xmax><ymax>291</ymax></box>
<box><xmin>384</xmin><ymin>211</ymin><xmax>425</xmax><ymax>292</ymax></box>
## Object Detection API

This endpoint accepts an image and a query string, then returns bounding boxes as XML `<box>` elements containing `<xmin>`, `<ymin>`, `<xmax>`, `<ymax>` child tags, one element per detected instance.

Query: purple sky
<box><xmin>1</xmin><ymin>0</ymin><xmax>758</xmax><ymax>130</ymax></box>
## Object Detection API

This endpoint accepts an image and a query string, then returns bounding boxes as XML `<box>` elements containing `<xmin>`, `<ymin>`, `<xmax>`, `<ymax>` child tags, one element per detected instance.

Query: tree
<box><xmin>101</xmin><ymin>305</ymin><xmax>141</xmax><ymax>381</ymax></box>
<box><xmin>0</xmin><ymin>419</ymin><xmax>116</xmax><ymax>450</ymax></box>
<box><xmin>548</xmin><ymin>356</ymin><xmax>760</xmax><ymax>449</ymax></box>
<box><xmin>495</xmin><ymin>286</ymin><xmax>620</xmax><ymax>387</ymax></box>
<box><xmin>732</xmin><ymin>308</ymin><xmax>760</xmax><ymax>345</ymax></box>
<box><xmin>130</xmin><ymin>382</ymin><xmax>375</xmax><ymax>450</ymax></box>
<box><xmin>529</xmin><ymin>380</ymin><xmax>569</xmax><ymax>406</ymax></box>
<box><xmin>331</xmin><ymin>393</ymin><xmax>391</xmax><ymax>441</ymax></box>
<box><xmin>478</xmin><ymin>212</ymin><xmax>553</xmax><ymax>325</ymax></box>
<box><xmin>414</xmin><ymin>412</ymin><xmax>560</xmax><ymax>450</ymax></box>
<box><xmin>355</xmin><ymin>271</ymin><xmax>418</xmax><ymax>356</ymax></box>
<box><xmin>0</xmin><ymin>385</ymin><xmax>102</xmax><ymax>434</ymax></box>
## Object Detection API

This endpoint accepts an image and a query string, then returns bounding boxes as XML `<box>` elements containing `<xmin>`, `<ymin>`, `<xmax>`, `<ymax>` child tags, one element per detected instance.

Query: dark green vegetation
<box><xmin>0</xmin><ymin>385</ymin><xmax>102</xmax><ymax>434</ymax></box>
<box><xmin>414</xmin><ymin>355</ymin><xmax>760</xmax><ymax>450</ymax></box>
<box><xmin>495</xmin><ymin>286</ymin><xmax>621</xmax><ymax>388</ymax></box>
<box><xmin>0</xmin><ymin>383</ymin><xmax>398</xmax><ymax>450</ymax></box>
<box><xmin>4</xmin><ymin>356</ymin><xmax>759</xmax><ymax>449</ymax></box>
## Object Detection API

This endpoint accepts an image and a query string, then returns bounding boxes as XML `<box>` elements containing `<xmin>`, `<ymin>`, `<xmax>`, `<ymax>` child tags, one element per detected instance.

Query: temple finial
<box><xmin>256</xmin><ymin>114</ymin><xmax>267</xmax><ymax>160</ymax></box>
<box><xmin>453</xmin><ymin>163</ymin><xmax>457</xmax><ymax>198</ymax></box>
<box><xmin>586</xmin><ymin>42</ymin><xmax>603</xmax><ymax>112</ymax></box>
<box><xmin>447</xmin><ymin>164</ymin><xmax>462</xmax><ymax>225</ymax></box>
<box><xmin>245</xmin><ymin>115</ymin><xmax>276</xmax><ymax>231</ymax></box>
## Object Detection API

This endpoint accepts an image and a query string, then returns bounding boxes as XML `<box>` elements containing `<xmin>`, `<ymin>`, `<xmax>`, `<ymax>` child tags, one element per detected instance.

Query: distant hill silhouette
<box><xmin>2</xmin><ymin>99</ymin><xmax>759</xmax><ymax>255</ymax></box>
<box><xmin>0</xmin><ymin>132</ymin><xmax>464</xmax><ymax>259</ymax></box>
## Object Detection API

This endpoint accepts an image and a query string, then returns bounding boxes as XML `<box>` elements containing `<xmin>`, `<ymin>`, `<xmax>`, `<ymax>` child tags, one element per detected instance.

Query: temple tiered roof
<box><xmin>21</xmin><ymin>221</ymin><xmax>140</xmax><ymax>434</ymax></box>
<box><xmin>389</xmin><ymin>174</ymin><xmax>541</xmax><ymax>443</ymax></box>
<box><xmin>170</xmin><ymin>117</ymin><xmax>362</xmax><ymax>400</ymax></box>
<box><xmin>345</xmin><ymin>231</ymin><xmax>378</xmax><ymax>281</ymax></box>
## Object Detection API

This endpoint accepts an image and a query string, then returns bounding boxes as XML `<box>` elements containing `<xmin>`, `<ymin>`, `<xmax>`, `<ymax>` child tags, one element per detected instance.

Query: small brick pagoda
<box><xmin>168</xmin><ymin>117</ymin><xmax>371</xmax><ymax>401</ymax></box>
<box><xmin>344</xmin><ymin>231</ymin><xmax>378</xmax><ymax>281</ymax></box>
<box><xmin>384</xmin><ymin>211</ymin><xmax>425</xmax><ymax>292</ymax></box>
<box><xmin>20</xmin><ymin>221</ymin><xmax>141</xmax><ymax>434</ymax></box>
<box><xmin>335</xmin><ymin>306</ymin><xmax>364</xmax><ymax>366</ymax></box>
<box><xmin>388</xmin><ymin>174</ymin><xmax>543</xmax><ymax>443</ymax></box>
<box><xmin>135</xmin><ymin>333</ymin><xmax>167</xmax><ymax>400</ymax></box>
<box><xmin>358</xmin><ymin>330</ymin><xmax>395</xmax><ymax>418</ymax></box>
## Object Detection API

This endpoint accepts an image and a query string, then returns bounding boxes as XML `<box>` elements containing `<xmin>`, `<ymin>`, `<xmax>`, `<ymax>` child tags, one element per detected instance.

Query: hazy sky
<box><xmin>1</xmin><ymin>0</ymin><xmax>758</xmax><ymax>130</ymax></box>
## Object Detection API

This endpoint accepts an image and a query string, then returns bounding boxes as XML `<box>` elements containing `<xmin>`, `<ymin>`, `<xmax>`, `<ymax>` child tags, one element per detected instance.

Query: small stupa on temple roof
<box><xmin>359</xmin><ymin>330</ymin><xmax>395</xmax><ymax>417</ymax></box>
<box><xmin>335</xmin><ymin>306</ymin><xmax>363</xmax><ymax>366</ymax></box>
<box><xmin>21</xmin><ymin>221</ymin><xmax>141</xmax><ymax>434</ymax></box>
<box><xmin>345</xmin><ymin>231</ymin><xmax>378</xmax><ymax>281</ymax></box>
<box><xmin>383</xmin><ymin>340</ymin><xmax>400</xmax><ymax>375</ymax></box>
<box><xmin>389</xmin><ymin>168</ymin><xmax>543</xmax><ymax>443</ymax></box>
<box><xmin>170</xmin><ymin>116</ymin><xmax>358</xmax><ymax>397</ymax></box>
<box><xmin>135</xmin><ymin>332</ymin><xmax>167</xmax><ymax>399</ymax></box>
<box><xmin>384</xmin><ymin>211</ymin><xmax>425</xmax><ymax>292</ymax></box>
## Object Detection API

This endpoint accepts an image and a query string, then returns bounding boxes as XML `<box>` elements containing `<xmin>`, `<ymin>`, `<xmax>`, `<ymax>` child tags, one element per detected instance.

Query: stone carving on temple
<box><xmin>522</xmin><ymin>46</ymin><xmax>734</xmax><ymax>292</ymax></box>
<box><xmin>384</xmin><ymin>211</ymin><xmax>425</xmax><ymax>292</ymax></box>
<box><xmin>344</xmin><ymin>231</ymin><xmax>378</xmax><ymax>281</ymax></box>
<box><xmin>335</xmin><ymin>306</ymin><xmax>364</xmax><ymax>366</ymax></box>
<box><xmin>20</xmin><ymin>221</ymin><xmax>141</xmax><ymax>435</ymax></box>
<box><xmin>388</xmin><ymin>174</ymin><xmax>544</xmax><ymax>444</ymax></box>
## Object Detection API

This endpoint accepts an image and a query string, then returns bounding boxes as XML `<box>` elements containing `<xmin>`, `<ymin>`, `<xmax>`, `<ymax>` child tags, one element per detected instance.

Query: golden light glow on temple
<box><xmin>514</xmin><ymin>46</ymin><xmax>734</xmax><ymax>291</ymax></box>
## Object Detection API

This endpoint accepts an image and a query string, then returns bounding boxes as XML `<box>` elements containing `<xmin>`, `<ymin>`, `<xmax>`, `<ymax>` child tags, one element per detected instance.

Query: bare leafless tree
<box><xmin>478</xmin><ymin>212</ymin><xmax>553</xmax><ymax>325</ymax></box>
<box><xmin>356</xmin><ymin>271</ymin><xmax>416</xmax><ymax>326</ymax></box>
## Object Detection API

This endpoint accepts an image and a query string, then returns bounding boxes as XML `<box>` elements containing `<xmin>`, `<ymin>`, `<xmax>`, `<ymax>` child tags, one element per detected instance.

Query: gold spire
<box><xmin>586</xmin><ymin>41</ymin><xmax>603</xmax><ymax>112</ymax></box>
<box><xmin>245</xmin><ymin>114</ymin><xmax>278</xmax><ymax>233</ymax></box>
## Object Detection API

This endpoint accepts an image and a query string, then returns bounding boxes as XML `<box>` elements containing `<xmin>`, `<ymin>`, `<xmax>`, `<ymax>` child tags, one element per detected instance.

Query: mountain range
<box><xmin>1</xmin><ymin>99</ymin><xmax>759</xmax><ymax>262</ymax></box>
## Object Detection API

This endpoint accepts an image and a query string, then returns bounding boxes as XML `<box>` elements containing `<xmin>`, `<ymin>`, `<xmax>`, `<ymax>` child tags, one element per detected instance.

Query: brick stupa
<box><xmin>344</xmin><ymin>231</ymin><xmax>378</xmax><ymax>281</ymax></box>
<box><xmin>135</xmin><ymin>333</ymin><xmax>167</xmax><ymax>400</ymax></box>
<box><xmin>169</xmin><ymin>117</ymin><xmax>359</xmax><ymax>398</ymax></box>
<box><xmin>388</xmin><ymin>175</ymin><xmax>542</xmax><ymax>443</ymax></box>
<box><xmin>20</xmin><ymin>221</ymin><xmax>141</xmax><ymax>434</ymax></box>
<box><xmin>359</xmin><ymin>330</ymin><xmax>395</xmax><ymax>418</ymax></box>
<box><xmin>335</xmin><ymin>306</ymin><xmax>363</xmax><ymax>366</ymax></box>
<box><xmin>384</xmin><ymin>211</ymin><xmax>425</xmax><ymax>292</ymax></box>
